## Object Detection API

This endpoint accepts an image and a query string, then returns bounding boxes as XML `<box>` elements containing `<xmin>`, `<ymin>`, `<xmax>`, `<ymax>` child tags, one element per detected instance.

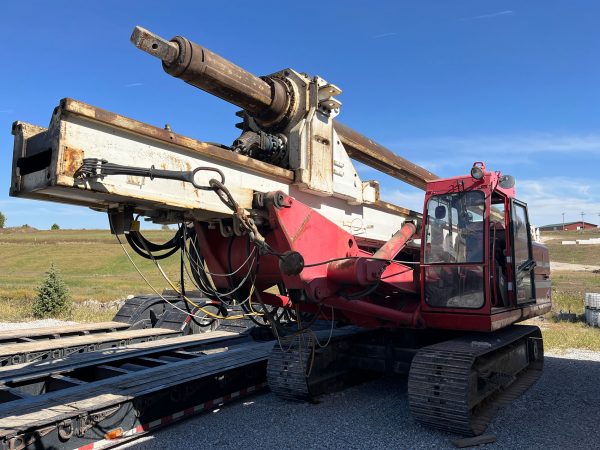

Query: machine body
<box><xmin>8</xmin><ymin>26</ymin><xmax>551</xmax><ymax>436</ymax></box>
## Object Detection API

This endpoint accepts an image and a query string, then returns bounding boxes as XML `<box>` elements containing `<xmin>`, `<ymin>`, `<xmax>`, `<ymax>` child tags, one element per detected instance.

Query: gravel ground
<box><xmin>118</xmin><ymin>349</ymin><xmax>600</xmax><ymax>450</ymax></box>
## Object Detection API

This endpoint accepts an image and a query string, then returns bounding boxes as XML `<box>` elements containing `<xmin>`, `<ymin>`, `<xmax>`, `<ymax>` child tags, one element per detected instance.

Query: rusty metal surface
<box><xmin>60</xmin><ymin>98</ymin><xmax>293</xmax><ymax>183</ymax></box>
<box><xmin>171</xmin><ymin>37</ymin><xmax>273</xmax><ymax>116</ymax></box>
<box><xmin>61</xmin><ymin>147</ymin><xmax>84</xmax><ymax>177</ymax></box>
<box><xmin>10</xmin><ymin>121</ymin><xmax>49</xmax><ymax>196</ymax></box>
<box><xmin>333</xmin><ymin>121</ymin><xmax>438</xmax><ymax>190</ymax></box>
<box><xmin>11</xmin><ymin>100</ymin><xmax>418</xmax><ymax>241</ymax></box>
<box><xmin>130</xmin><ymin>26</ymin><xmax>179</xmax><ymax>65</ymax></box>
<box><xmin>130</xmin><ymin>27</ymin><xmax>439</xmax><ymax>191</ymax></box>
<box><xmin>370</xmin><ymin>199</ymin><xmax>421</xmax><ymax>219</ymax></box>
<box><xmin>132</xmin><ymin>27</ymin><xmax>273</xmax><ymax>116</ymax></box>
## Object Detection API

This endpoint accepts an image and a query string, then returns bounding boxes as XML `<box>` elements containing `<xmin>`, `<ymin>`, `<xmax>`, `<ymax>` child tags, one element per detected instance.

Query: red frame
<box><xmin>418</xmin><ymin>166</ymin><xmax>550</xmax><ymax>331</ymax></box>
<box><xmin>193</xmin><ymin>163</ymin><xmax>551</xmax><ymax>332</ymax></box>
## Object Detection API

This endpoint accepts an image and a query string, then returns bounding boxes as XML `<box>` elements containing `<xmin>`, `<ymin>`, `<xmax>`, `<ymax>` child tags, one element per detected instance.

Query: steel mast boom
<box><xmin>130</xmin><ymin>26</ymin><xmax>438</xmax><ymax>190</ymax></box>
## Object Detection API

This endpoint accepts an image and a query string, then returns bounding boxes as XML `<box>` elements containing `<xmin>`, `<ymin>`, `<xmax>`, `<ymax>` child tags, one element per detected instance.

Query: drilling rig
<box><xmin>8</xmin><ymin>26</ymin><xmax>551</xmax><ymax>438</ymax></box>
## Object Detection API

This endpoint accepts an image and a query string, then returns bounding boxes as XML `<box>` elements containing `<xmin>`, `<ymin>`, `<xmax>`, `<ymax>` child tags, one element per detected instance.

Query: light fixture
<box><xmin>470</xmin><ymin>162</ymin><xmax>485</xmax><ymax>180</ymax></box>
<box><xmin>499</xmin><ymin>175</ymin><xmax>515</xmax><ymax>189</ymax></box>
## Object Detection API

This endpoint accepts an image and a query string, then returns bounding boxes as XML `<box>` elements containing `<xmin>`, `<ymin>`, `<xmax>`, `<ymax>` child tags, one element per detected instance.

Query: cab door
<box><xmin>510</xmin><ymin>200</ymin><xmax>536</xmax><ymax>304</ymax></box>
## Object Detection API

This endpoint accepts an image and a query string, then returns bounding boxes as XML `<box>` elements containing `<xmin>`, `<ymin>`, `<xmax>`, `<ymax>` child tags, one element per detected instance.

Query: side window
<box><xmin>512</xmin><ymin>202</ymin><xmax>534</xmax><ymax>303</ymax></box>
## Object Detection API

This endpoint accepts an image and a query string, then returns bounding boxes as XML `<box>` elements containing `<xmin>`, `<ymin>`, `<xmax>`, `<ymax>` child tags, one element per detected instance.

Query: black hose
<box><xmin>125</xmin><ymin>232</ymin><xmax>181</xmax><ymax>260</ymax></box>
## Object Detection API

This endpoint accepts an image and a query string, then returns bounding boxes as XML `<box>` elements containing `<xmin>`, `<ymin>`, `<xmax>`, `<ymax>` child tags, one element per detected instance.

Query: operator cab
<box><xmin>419</xmin><ymin>162</ymin><xmax>550</xmax><ymax>331</ymax></box>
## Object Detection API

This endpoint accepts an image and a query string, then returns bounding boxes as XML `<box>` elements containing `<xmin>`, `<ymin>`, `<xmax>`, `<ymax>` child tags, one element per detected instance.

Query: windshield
<box><xmin>424</xmin><ymin>191</ymin><xmax>486</xmax><ymax>264</ymax></box>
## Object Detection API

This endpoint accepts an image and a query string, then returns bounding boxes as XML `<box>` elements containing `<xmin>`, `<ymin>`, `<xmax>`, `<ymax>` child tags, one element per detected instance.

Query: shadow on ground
<box><xmin>121</xmin><ymin>353</ymin><xmax>600</xmax><ymax>450</ymax></box>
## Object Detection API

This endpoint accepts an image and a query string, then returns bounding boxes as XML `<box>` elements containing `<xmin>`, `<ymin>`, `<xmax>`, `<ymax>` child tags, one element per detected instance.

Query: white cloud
<box><xmin>518</xmin><ymin>177</ymin><xmax>600</xmax><ymax>227</ymax></box>
<box><xmin>372</xmin><ymin>32</ymin><xmax>397</xmax><ymax>39</ymax></box>
<box><xmin>386</xmin><ymin>133</ymin><xmax>600</xmax><ymax>171</ymax></box>
<box><xmin>460</xmin><ymin>10</ymin><xmax>514</xmax><ymax>21</ymax></box>
<box><xmin>380</xmin><ymin>187</ymin><xmax>426</xmax><ymax>213</ymax></box>
<box><xmin>394</xmin><ymin>133</ymin><xmax>600</xmax><ymax>155</ymax></box>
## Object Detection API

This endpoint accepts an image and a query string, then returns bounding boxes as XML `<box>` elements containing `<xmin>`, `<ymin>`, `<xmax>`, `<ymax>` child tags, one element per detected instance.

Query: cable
<box><xmin>184</xmin><ymin>229</ymin><xmax>258</xmax><ymax>301</ymax></box>
<box><xmin>110</xmin><ymin>215</ymin><xmax>259</xmax><ymax>321</ymax></box>
<box><xmin>342</xmin><ymin>282</ymin><xmax>381</xmax><ymax>301</ymax></box>
<box><xmin>125</xmin><ymin>232</ymin><xmax>180</xmax><ymax>260</ymax></box>
<box><xmin>113</xmin><ymin>230</ymin><xmax>237</xmax><ymax>322</ymax></box>
<box><xmin>303</xmin><ymin>256</ymin><xmax>421</xmax><ymax>268</ymax></box>
<box><xmin>379</xmin><ymin>267</ymin><xmax>414</xmax><ymax>280</ymax></box>
<box><xmin>135</xmin><ymin>233</ymin><xmax>252</xmax><ymax>320</ymax></box>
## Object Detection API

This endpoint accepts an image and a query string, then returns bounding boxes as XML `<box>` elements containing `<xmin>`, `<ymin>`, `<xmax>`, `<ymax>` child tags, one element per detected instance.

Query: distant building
<box><xmin>539</xmin><ymin>221</ymin><xmax>598</xmax><ymax>231</ymax></box>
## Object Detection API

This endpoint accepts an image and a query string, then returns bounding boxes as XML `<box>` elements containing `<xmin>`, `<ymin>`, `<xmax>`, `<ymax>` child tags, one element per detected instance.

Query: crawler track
<box><xmin>267</xmin><ymin>327</ymin><xmax>370</xmax><ymax>401</ymax></box>
<box><xmin>408</xmin><ymin>325</ymin><xmax>543</xmax><ymax>436</ymax></box>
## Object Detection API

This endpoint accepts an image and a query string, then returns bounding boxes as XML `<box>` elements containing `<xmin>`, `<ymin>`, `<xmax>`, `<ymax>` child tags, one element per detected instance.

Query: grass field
<box><xmin>1</xmin><ymin>226</ymin><xmax>600</xmax><ymax>350</ymax></box>
<box><xmin>542</xmin><ymin>229</ymin><xmax>600</xmax><ymax>314</ymax></box>
<box><xmin>532</xmin><ymin>229</ymin><xmax>600</xmax><ymax>349</ymax></box>
<box><xmin>0</xmin><ymin>227</ymin><xmax>181</xmax><ymax>321</ymax></box>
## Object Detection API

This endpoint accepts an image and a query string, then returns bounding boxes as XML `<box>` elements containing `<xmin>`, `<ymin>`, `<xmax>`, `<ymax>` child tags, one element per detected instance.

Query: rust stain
<box><xmin>334</xmin><ymin>121</ymin><xmax>437</xmax><ymax>190</ymax></box>
<box><xmin>62</xmin><ymin>147</ymin><xmax>84</xmax><ymax>177</ymax></box>
<box><xmin>291</xmin><ymin>211</ymin><xmax>312</xmax><ymax>243</ymax></box>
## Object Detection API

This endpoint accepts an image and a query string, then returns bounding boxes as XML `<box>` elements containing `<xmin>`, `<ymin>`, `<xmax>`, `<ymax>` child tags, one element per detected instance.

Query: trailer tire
<box><xmin>113</xmin><ymin>295</ymin><xmax>175</xmax><ymax>329</ymax></box>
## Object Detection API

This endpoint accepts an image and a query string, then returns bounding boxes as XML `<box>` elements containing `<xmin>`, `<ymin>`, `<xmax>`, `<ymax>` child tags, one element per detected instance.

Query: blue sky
<box><xmin>1</xmin><ymin>1</ymin><xmax>599</xmax><ymax>229</ymax></box>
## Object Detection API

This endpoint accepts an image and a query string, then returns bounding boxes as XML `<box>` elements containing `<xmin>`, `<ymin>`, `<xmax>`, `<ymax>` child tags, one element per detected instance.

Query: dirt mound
<box><xmin>0</xmin><ymin>225</ymin><xmax>39</xmax><ymax>234</ymax></box>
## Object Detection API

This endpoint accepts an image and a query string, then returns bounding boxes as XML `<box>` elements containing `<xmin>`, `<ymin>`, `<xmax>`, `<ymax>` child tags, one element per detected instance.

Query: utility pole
<box><xmin>581</xmin><ymin>211</ymin><xmax>585</xmax><ymax>231</ymax></box>
<box><xmin>562</xmin><ymin>212</ymin><xmax>565</xmax><ymax>231</ymax></box>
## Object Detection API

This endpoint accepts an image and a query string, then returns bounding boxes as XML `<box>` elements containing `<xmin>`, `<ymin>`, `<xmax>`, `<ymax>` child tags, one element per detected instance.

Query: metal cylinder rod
<box><xmin>372</xmin><ymin>222</ymin><xmax>417</xmax><ymax>260</ymax></box>
<box><xmin>131</xmin><ymin>26</ymin><xmax>273</xmax><ymax>116</ymax></box>
<box><xmin>131</xmin><ymin>26</ymin><xmax>439</xmax><ymax>189</ymax></box>
<box><xmin>333</xmin><ymin>122</ymin><xmax>437</xmax><ymax>190</ymax></box>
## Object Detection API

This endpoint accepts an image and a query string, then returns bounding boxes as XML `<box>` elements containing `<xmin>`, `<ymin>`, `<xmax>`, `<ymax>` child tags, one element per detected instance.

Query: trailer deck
<box><xmin>0</xmin><ymin>330</ymin><xmax>272</xmax><ymax>450</ymax></box>
<box><xmin>0</xmin><ymin>326</ymin><xmax>182</xmax><ymax>367</ymax></box>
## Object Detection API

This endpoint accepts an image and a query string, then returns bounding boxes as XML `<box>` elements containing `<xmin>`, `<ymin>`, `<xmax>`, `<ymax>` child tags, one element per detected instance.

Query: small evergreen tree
<box><xmin>161</xmin><ymin>224</ymin><xmax>171</xmax><ymax>231</ymax></box>
<box><xmin>51</xmin><ymin>223</ymin><xmax>60</xmax><ymax>230</ymax></box>
<box><xmin>32</xmin><ymin>263</ymin><xmax>72</xmax><ymax>318</ymax></box>
<box><xmin>0</xmin><ymin>211</ymin><xmax>5</xmax><ymax>228</ymax></box>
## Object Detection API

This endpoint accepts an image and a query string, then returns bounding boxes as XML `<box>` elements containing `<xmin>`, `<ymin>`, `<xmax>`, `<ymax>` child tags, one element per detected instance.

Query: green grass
<box><xmin>550</xmin><ymin>271</ymin><xmax>600</xmax><ymax>314</ymax></box>
<box><xmin>0</xmin><ymin>228</ymin><xmax>181</xmax><ymax>318</ymax></box>
<box><xmin>534</xmin><ymin>228</ymin><xmax>600</xmax><ymax>349</ymax></box>
<box><xmin>1</xmin><ymin>226</ymin><xmax>600</xmax><ymax>351</ymax></box>
<box><xmin>541</xmin><ymin>229</ymin><xmax>600</xmax><ymax>315</ymax></box>
<box><xmin>0</xmin><ymin>297</ymin><xmax>118</xmax><ymax>323</ymax></box>
<box><xmin>542</xmin><ymin>228</ymin><xmax>600</xmax><ymax>241</ymax></box>
<box><xmin>540</xmin><ymin>321</ymin><xmax>600</xmax><ymax>352</ymax></box>
<box><xmin>545</xmin><ymin>244</ymin><xmax>600</xmax><ymax>266</ymax></box>
<box><xmin>542</xmin><ymin>228</ymin><xmax>600</xmax><ymax>265</ymax></box>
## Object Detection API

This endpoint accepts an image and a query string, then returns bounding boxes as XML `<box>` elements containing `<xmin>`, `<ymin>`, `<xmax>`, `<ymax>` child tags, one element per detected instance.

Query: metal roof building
<box><xmin>539</xmin><ymin>221</ymin><xmax>598</xmax><ymax>231</ymax></box>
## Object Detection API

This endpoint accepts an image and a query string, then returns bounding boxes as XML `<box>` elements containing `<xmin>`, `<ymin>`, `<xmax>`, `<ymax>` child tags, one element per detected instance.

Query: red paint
<box><xmin>193</xmin><ymin>162</ymin><xmax>550</xmax><ymax>333</ymax></box>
